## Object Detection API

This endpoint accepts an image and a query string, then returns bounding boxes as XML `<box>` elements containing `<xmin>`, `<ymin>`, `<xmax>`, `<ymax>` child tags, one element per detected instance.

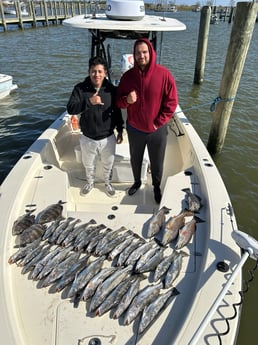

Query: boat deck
<box><xmin>1</xmin><ymin>111</ymin><xmax>242</xmax><ymax>345</ymax></box>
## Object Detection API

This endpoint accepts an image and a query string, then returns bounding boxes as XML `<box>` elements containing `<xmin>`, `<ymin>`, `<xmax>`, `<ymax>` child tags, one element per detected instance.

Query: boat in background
<box><xmin>0</xmin><ymin>73</ymin><xmax>17</xmax><ymax>99</ymax></box>
<box><xmin>3</xmin><ymin>1</ymin><xmax>29</xmax><ymax>16</ymax></box>
<box><xmin>0</xmin><ymin>1</ymin><xmax>251</xmax><ymax>344</ymax></box>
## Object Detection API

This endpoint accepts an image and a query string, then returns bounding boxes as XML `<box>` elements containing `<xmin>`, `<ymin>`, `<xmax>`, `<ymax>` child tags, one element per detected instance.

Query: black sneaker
<box><xmin>154</xmin><ymin>186</ymin><xmax>162</xmax><ymax>204</ymax></box>
<box><xmin>128</xmin><ymin>182</ymin><xmax>142</xmax><ymax>196</ymax></box>
<box><xmin>105</xmin><ymin>183</ymin><xmax>115</xmax><ymax>196</ymax></box>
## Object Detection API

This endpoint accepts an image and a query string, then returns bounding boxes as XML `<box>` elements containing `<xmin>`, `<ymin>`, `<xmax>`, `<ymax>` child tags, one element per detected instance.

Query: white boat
<box><xmin>3</xmin><ymin>1</ymin><xmax>29</xmax><ymax>16</ymax></box>
<box><xmin>0</xmin><ymin>1</ymin><xmax>252</xmax><ymax>344</ymax></box>
<box><xmin>0</xmin><ymin>73</ymin><xmax>17</xmax><ymax>99</ymax></box>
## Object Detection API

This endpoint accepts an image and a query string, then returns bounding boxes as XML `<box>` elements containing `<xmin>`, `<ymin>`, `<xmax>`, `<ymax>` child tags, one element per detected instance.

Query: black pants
<box><xmin>127</xmin><ymin>124</ymin><xmax>168</xmax><ymax>187</ymax></box>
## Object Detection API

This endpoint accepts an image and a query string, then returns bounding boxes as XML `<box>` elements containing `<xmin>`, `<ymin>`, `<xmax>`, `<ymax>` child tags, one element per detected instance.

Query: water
<box><xmin>0</xmin><ymin>11</ymin><xmax>257</xmax><ymax>344</ymax></box>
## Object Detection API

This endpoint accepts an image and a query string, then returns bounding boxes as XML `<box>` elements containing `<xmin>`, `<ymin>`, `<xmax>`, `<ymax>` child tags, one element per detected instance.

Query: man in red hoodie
<box><xmin>116</xmin><ymin>38</ymin><xmax>178</xmax><ymax>203</ymax></box>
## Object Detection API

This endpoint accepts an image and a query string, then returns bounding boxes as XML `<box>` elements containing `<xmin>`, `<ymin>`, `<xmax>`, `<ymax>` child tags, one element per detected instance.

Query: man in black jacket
<box><xmin>67</xmin><ymin>56</ymin><xmax>123</xmax><ymax>196</ymax></box>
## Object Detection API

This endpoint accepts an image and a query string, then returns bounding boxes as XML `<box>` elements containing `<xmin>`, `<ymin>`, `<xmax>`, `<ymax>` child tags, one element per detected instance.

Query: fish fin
<box><xmin>182</xmin><ymin>188</ymin><xmax>191</xmax><ymax>193</ymax></box>
<box><xmin>153</xmin><ymin>237</ymin><xmax>166</xmax><ymax>248</ymax></box>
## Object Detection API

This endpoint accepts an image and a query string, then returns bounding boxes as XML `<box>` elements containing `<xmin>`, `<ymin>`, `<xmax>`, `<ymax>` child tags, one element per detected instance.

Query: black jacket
<box><xmin>67</xmin><ymin>77</ymin><xmax>123</xmax><ymax>140</ymax></box>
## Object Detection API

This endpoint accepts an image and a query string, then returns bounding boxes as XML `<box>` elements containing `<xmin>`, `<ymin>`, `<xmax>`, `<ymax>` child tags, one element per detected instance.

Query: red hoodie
<box><xmin>116</xmin><ymin>37</ymin><xmax>178</xmax><ymax>133</ymax></box>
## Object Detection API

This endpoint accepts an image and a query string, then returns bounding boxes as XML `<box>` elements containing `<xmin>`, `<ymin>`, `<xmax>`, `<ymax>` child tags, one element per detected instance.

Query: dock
<box><xmin>0</xmin><ymin>0</ymin><xmax>95</xmax><ymax>32</ymax></box>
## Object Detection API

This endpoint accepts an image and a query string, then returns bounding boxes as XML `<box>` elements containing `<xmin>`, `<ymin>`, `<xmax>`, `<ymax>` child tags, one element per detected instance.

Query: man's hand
<box><xmin>116</xmin><ymin>132</ymin><xmax>123</xmax><ymax>144</ymax></box>
<box><xmin>90</xmin><ymin>92</ymin><xmax>104</xmax><ymax>105</ymax></box>
<box><xmin>127</xmin><ymin>90</ymin><xmax>137</xmax><ymax>104</ymax></box>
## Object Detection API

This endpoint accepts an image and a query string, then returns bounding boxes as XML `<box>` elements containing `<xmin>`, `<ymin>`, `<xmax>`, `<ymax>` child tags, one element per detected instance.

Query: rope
<box><xmin>174</xmin><ymin>96</ymin><xmax>235</xmax><ymax>115</ymax></box>
<box><xmin>209</xmin><ymin>96</ymin><xmax>235</xmax><ymax>112</ymax></box>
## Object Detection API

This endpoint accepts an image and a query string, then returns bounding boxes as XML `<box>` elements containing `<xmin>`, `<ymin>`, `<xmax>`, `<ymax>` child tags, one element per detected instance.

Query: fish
<box><xmin>56</xmin><ymin>218</ymin><xmax>81</xmax><ymax>245</ymax></box>
<box><xmin>42</xmin><ymin>218</ymin><xmax>64</xmax><ymax>241</ymax></box>
<box><xmin>8</xmin><ymin>238</ymin><xmax>41</xmax><ymax>264</ymax></box>
<box><xmin>31</xmin><ymin>245</ymin><xmax>63</xmax><ymax>280</ymax></box>
<box><xmin>18</xmin><ymin>241</ymin><xmax>50</xmax><ymax>267</ymax></box>
<box><xmin>37</xmin><ymin>245</ymin><xmax>73</xmax><ymax>280</ymax></box>
<box><xmin>55</xmin><ymin>254</ymin><xmax>90</xmax><ymax>292</ymax></box>
<box><xmin>138</xmin><ymin>288</ymin><xmax>180</xmax><ymax>334</ymax></box>
<box><xmin>21</xmin><ymin>244</ymin><xmax>52</xmax><ymax>275</ymax></box>
<box><xmin>89</xmin><ymin>265</ymin><xmax>133</xmax><ymax>312</ymax></box>
<box><xmin>36</xmin><ymin>200</ymin><xmax>65</xmax><ymax>224</ymax></box>
<box><xmin>74</xmin><ymin>224</ymin><xmax>107</xmax><ymax>251</ymax></box>
<box><xmin>160</xmin><ymin>209</ymin><xmax>194</xmax><ymax>246</ymax></box>
<box><xmin>47</xmin><ymin>217</ymin><xmax>75</xmax><ymax>244</ymax></box>
<box><xmin>108</xmin><ymin>233</ymin><xmax>140</xmax><ymax>261</ymax></box>
<box><xmin>164</xmin><ymin>251</ymin><xmax>188</xmax><ymax>288</ymax></box>
<box><xmin>97</xmin><ymin>230</ymin><xmax>134</xmax><ymax>256</ymax></box>
<box><xmin>85</xmin><ymin>229</ymin><xmax>112</xmax><ymax>254</ymax></box>
<box><xmin>17</xmin><ymin>223</ymin><xmax>46</xmax><ymax>247</ymax></box>
<box><xmin>95</xmin><ymin>277</ymin><xmax>134</xmax><ymax>317</ymax></box>
<box><xmin>125</xmin><ymin>240</ymin><xmax>155</xmax><ymax>267</ymax></box>
<box><xmin>153</xmin><ymin>251</ymin><xmax>176</xmax><ymax>282</ymax></box>
<box><xmin>135</xmin><ymin>247</ymin><xmax>164</xmax><ymax>274</ymax></box>
<box><xmin>67</xmin><ymin>256</ymin><xmax>105</xmax><ymax>298</ymax></box>
<box><xmin>81</xmin><ymin>267</ymin><xmax>117</xmax><ymax>301</ymax></box>
<box><xmin>182</xmin><ymin>188</ymin><xmax>202</xmax><ymax>212</ymax></box>
<box><xmin>12</xmin><ymin>209</ymin><xmax>36</xmax><ymax>235</ymax></box>
<box><xmin>94</xmin><ymin>226</ymin><xmax>127</xmax><ymax>256</ymax></box>
<box><xmin>61</xmin><ymin>219</ymin><xmax>97</xmax><ymax>248</ymax></box>
<box><xmin>112</xmin><ymin>276</ymin><xmax>142</xmax><ymax>319</ymax></box>
<box><xmin>116</xmin><ymin>238</ymin><xmax>145</xmax><ymax>267</ymax></box>
<box><xmin>123</xmin><ymin>282</ymin><xmax>163</xmax><ymax>325</ymax></box>
<box><xmin>41</xmin><ymin>251</ymin><xmax>81</xmax><ymax>288</ymax></box>
<box><xmin>175</xmin><ymin>216</ymin><xmax>205</xmax><ymax>250</ymax></box>
<box><xmin>146</xmin><ymin>206</ymin><xmax>171</xmax><ymax>238</ymax></box>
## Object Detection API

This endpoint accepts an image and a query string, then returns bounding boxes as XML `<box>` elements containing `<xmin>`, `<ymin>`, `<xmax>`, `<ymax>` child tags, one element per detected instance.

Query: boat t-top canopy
<box><xmin>63</xmin><ymin>12</ymin><xmax>186</xmax><ymax>82</ymax></box>
<box><xmin>63</xmin><ymin>13</ymin><xmax>186</xmax><ymax>33</ymax></box>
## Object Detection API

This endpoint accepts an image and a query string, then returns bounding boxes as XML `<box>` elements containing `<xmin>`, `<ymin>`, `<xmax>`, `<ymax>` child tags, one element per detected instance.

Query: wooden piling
<box><xmin>207</xmin><ymin>1</ymin><xmax>258</xmax><ymax>156</ymax></box>
<box><xmin>193</xmin><ymin>6</ymin><xmax>211</xmax><ymax>84</ymax></box>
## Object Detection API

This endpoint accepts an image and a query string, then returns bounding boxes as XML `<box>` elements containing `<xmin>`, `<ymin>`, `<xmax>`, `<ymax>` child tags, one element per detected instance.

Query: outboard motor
<box><xmin>121</xmin><ymin>54</ymin><xmax>134</xmax><ymax>74</ymax></box>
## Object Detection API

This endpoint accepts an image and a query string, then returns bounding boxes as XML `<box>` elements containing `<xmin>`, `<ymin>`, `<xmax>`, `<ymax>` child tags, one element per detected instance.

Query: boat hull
<box><xmin>0</xmin><ymin>74</ymin><xmax>17</xmax><ymax>99</ymax></box>
<box><xmin>0</xmin><ymin>108</ymin><xmax>242</xmax><ymax>345</ymax></box>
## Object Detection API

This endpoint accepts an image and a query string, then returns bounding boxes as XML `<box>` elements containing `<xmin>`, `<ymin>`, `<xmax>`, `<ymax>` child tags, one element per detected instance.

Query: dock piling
<box><xmin>193</xmin><ymin>6</ymin><xmax>211</xmax><ymax>84</ymax></box>
<box><xmin>207</xmin><ymin>1</ymin><xmax>258</xmax><ymax>156</ymax></box>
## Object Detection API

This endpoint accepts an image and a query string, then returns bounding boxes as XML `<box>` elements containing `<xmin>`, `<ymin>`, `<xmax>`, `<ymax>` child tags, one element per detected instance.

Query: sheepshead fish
<box><xmin>36</xmin><ymin>200</ymin><xmax>65</xmax><ymax>224</ymax></box>
<box><xmin>139</xmin><ymin>287</ymin><xmax>180</xmax><ymax>334</ymax></box>
<box><xmin>18</xmin><ymin>223</ymin><xmax>46</xmax><ymax>247</ymax></box>
<box><xmin>175</xmin><ymin>216</ymin><xmax>205</xmax><ymax>250</ymax></box>
<box><xmin>123</xmin><ymin>282</ymin><xmax>163</xmax><ymax>325</ymax></box>
<box><xmin>12</xmin><ymin>209</ymin><xmax>36</xmax><ymax>235</ymax></box>
<box><xmin>146</xmin><ymin>206</ymin><xmax>171</xmax><ymax>238</ymax></box>
<box><xmin>160</xmin><ymin>209</ymin><xmax>194</xmax><ymax>246</ymax></box>
<box><xmin>182</xmin><ymin>188</ymin><xmax>202</xmax><ymax>212</ymax></box>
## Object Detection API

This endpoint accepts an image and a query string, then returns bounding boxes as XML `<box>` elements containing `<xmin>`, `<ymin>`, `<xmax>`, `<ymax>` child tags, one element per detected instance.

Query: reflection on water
<box><xmin>0</xmin><ymin>10</ymin><xmax>257</xmax><ymax>345</ymax></box>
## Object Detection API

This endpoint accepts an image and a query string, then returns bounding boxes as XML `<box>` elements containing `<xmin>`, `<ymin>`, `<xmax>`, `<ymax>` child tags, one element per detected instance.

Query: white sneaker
<box><xmin>80</xmin><ymin>183</ymin><xmax>94</xmax><ymax>196</ymax></box>
<box><xmin>105</xmin><ymin>183</ymin><xmax>115</xmax><ymax>196</ymax></box>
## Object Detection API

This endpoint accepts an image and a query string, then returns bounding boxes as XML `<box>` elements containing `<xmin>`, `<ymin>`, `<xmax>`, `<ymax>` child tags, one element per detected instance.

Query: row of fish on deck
<box><xmin>8</xmin><ymin>188</ymin><xmax>203</xmax><ymax>334</ymax></box>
